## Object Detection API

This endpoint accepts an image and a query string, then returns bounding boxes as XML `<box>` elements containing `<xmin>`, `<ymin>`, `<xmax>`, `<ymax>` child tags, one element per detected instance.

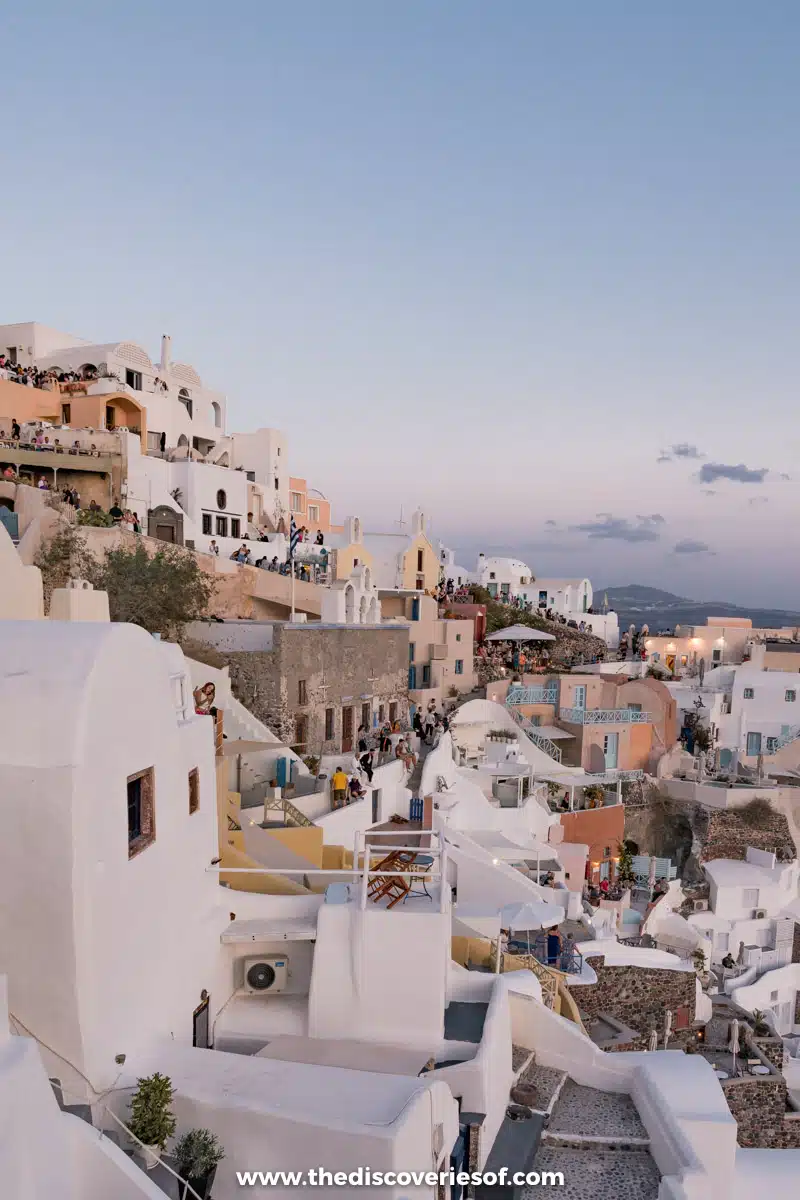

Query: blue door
<box><xmin>276</xmin><ymin>756</ymin><xmax>288</xmax><ymax>788</ymax></box>
<box><xmin>603</xmin><ymin>733</ymin><xmax>619</xmax><ymax>769</ymax></box>
<box><xmin>411</xmin><ymin>597</ymin><xmax>420</xmax><ymax>621</ymax></box>
<box><xmin>408</xmin><ymin>665</ymin><xmax>417</xmax><ymax>689</ymax></box>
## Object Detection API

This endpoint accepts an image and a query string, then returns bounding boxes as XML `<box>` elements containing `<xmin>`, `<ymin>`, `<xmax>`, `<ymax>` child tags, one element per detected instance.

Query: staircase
<box><xmin>524</xmin><ymin>1079</ymin><xmax>661</xmax><ymax>1198</ymax></box>
<box><xmin>263</xmin><ymin>794</ymin><xmax>314</xmax><ymax>828</ymax></box>
<box><xmin>507</xmin><ymin>708</ymin><xmax>562</xmax><ymax>763</ymax></box>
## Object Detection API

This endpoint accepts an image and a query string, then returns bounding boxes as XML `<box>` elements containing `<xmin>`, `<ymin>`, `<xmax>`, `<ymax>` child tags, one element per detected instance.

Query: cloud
<box><xmin>658</xmin><ymin>442</ymin><xmax>703</xmax><ymax>463</ymax></box>
<box><xmin>673</xmin><ymin>539</ymin><xmax>714</xmax><ymax>554</ymax></box>
<box><xmin>544</xmin><ymin>519</ymin><xmax>557</xmax><ymax>527</ymax></box>
<box><xmin>698</xmin><ymin>462</ymin><xmax>768</xmax><ymax>484</ymax></box>
<box><xmin>780</xmin><ymin>472</ymin><xmax>791</xmax><ymax>481</ymax></box>
<box><xmin>570</xmin><ymin>514</ymin><xmax>662</xmax><ymax>543</ymax></box>
<box><xmin>748</xmin><ymin>496</ymin><xmax>768</xmax><ymax>507</ymax></box>
<box><xmin>702</xmin><ymin>489</ymin><xmax>716</xmax><ymax>497</ymax></box>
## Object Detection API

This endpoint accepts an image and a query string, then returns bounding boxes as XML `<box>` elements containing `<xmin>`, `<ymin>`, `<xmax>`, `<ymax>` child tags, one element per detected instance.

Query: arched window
<box><xmin>363</xmin><ymin>566</ymin><xmax>372</xmax><ymax>592</ymax></box>
<box><xmin>178</xmin><ymin>388</ymin><xmax>193</xmax><ymax>418</ymax></box>
<box><xmin>353</xmin><ymin>517</ymin><xmax>361</xmax><ymax>542</ymax></box>
<box><xmin>344</xmin><ymin>584</ymin><xmax>355</xmax><ymax>625</ymax></box>
<box><xmin>211</xmin><ymin>401</ymin><xmax>222</xmax><ymax>428</ymax></box>
<box><xmin>177</xmin><ymin>434</ymin><xmax>189</xmax><ymax>448</ymax></box>
<box><xmin>79</xmin><ymin>362</ymin><xmax>98</xmax><ymax>380</ymax></box>
<box><xmin>359</xmin><ymin>595</ymin><xmax>368</xmax><ymax>624</ymax></box>
<box><xmin>216</xmin><ymin>489</ymin><xmax>227</xmax><ymax>510</ymax></box>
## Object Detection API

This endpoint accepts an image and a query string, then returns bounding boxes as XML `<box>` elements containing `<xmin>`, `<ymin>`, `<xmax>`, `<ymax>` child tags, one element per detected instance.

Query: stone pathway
<box><xmin>512</xmin><ymin>1061</ymin><xmax>566</xmax><ymax>1114</ymax></box>
<box><xmin>547</xmin><ymin>1080</ymin><xmax>648</xmax><ymax>1140</ymax></box>
<box><xmin>522</xmin><ymin>1147</ymin><xmax>660</xmax><ymax>1199</ymax></box>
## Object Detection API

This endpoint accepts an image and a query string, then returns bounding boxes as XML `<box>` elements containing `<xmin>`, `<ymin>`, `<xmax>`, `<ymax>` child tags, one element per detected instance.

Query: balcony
<box><xmin>506</xmin><ymin>685</ymin><xmax>558</xmax><ymax>705</ymax></box>
<box><xmin>559</xmin><ymin>707</ymin><xmax>652</xmax><ymax>724</ymax></box>
<box><xmin>0</xmin><ymin>444</ymin><xmax>116</xmax><ymax>475</ymax></box>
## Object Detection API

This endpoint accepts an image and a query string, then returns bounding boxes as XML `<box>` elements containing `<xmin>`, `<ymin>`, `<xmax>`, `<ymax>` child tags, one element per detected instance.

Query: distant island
<box><xmin>598</xmin><ymin>584</ymin><xmax>800</xmax><ymax>633</ymax></box>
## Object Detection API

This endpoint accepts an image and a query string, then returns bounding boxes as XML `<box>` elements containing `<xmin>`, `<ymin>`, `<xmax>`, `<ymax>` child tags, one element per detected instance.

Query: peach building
<box><xmin>288</xmin><ymin>476</ymin><xmax>336</xmax><ymax>534</ymax></box>
<box><xmin>380</xmin><ymin>591</ymin><xmax>474</xmax><ymax>709</ymax></box>
<box><xmin>559</xmin><ymin>805</ymin><xmax>626</xmax><ymax>887</ymax></box>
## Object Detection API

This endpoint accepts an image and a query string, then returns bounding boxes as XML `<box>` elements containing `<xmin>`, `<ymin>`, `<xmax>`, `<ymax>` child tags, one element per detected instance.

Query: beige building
<box><xmin>380</xmin><ymin>590</ymin><xmax>474</xmax><ymax>709</ymax></box>
<box><xmin>643</xmin><ymin>617</ymin><xmax>755</xmax><ymax>676</ymax></box>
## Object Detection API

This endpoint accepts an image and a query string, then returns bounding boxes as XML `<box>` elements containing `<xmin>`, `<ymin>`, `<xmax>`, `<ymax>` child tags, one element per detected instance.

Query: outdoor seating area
<box><xmin>367</xmin><ymin>848</ymin><xmax>436</xmax><ymax>909</ymax></box>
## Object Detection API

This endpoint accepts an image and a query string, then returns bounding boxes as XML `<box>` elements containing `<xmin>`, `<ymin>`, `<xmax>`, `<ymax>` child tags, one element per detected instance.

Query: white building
<box><xmin>471</xmin><ymin>553</ymin><xmax>533</xmax><ymax>600</ymax></box>
<box><xmin>521</xmin><ymin>577</ymin><xmax>593</xmax><ymax>615</ymax></box>
<box><xmin>718</xmin><ymin>665</ymin><xmax>800</xmax><ymax>760</ymax></box>
<box><xmin>437</xmin><ymin>542</ymin><xmax>470</xmax><ymax>589</ymax></box>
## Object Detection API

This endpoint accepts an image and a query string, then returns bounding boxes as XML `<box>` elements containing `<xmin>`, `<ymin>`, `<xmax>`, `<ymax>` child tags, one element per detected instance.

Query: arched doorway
<box><xmin>344</xmin><ymin>584</ymin><xmax>355</xmax><ymax>624</ymax></box>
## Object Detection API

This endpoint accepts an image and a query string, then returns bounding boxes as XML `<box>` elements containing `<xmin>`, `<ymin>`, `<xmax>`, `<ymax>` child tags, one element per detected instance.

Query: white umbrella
<box><xmin>663</xmin><ymin>1009</ymin><xmax>673</xmax><ymax>1050</ymax></box>
<box><xmin>647</xmin><ymin>1028</ymin><xmax>658</xmax><ymax>1053</ymax></box>
<box><xmin>729</xmin><ymin>1019</ymin><xmax>739</xmax><ymax>1076</ymax></box>
<box><xmin>486</xmin><ymin>624</ymin><xmax>556</xmax><ymax>642</ymax></box>
<box><xmin>495</xmin><ymin>898</ymin><xmax>564</xmax><ymax>973</ymax></box>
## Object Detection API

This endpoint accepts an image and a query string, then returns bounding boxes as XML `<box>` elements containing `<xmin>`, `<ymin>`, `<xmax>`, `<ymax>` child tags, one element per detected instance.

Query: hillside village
<box><xmin>3</xmin><ymin>325</ymin><xmax>800</xmax><ymax>1198</ymax></box>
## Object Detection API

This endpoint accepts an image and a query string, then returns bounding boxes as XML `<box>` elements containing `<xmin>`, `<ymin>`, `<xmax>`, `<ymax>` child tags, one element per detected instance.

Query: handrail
<box><xmin>559</xmin><ymin>707</ymin><xmax>652</xmax><ymax>724</ymax></box>
<box><xmin>506</xmin><ymin>686</ymin><xmax>559</xmax><ymax>705</ymax></box>
<box><xmin>263</xmin><ymin>795</ymin><xmax>314</xmax><ymax>828</ymax></box>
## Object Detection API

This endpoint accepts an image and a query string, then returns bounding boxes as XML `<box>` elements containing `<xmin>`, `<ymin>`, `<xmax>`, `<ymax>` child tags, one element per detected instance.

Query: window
<box><xmin>489</xmin><ymin>571</ymin><xmax>496</xmax><ymax>580</ymax></box>
<box><xmin>325</xmin><ymin>708</ymin><xmax>335</xmax><ymax>740</ymax></box>
<box><xmin>378</xmin><ymin>704</ymin><xmax>385</xmax><ymax>725</ymax></box>
<box><xmin>786</xmin><ymin>690</ymin><xmax>797</xmax><ymax>702</ymax></box>
<box><xmin>409</xmin><ymin>643</ymin><xmax>415</xmax><ymax>661</ymax></box>
<box><xmin>766</xmin><ymin>736</ymin><xmax>779</xmax><ymax>753</ymax></box>
<box><xmin>361</xmin><ymin>702</ymin><xmax>371</xmax><ymax>730</ymax></box>
<box><xmin>105</xmin><ymin>405</ymin><xmax>116</xmax><ymax>429</ymax></box>
<box><xmin>291</xmin><ymin>492</ymin><xmax>303</xmax><ymax>513</ymax></box>
<box><xmin>455</xmin><ymin>660</ymin><xmax>464</xmax><ymax>675</ymax></box>
<box><xmin>61</xmin><ymin>403</ymin><xmax>71</xmax><ymax>424</ymax></box>
<box><xmin>456</xmin><ymin>633</ymin><xmax>461</xmax><ymax>642</ymax></box>
<box><xmin>746</xmin><ymin>732</ymin><xmax>762</xmax><ymax>756</ymax></box>
<box><xmin>651</xmin><ymin>652</ymin><xmax>660</xmax><ymax>663</ymax></box>
<box><xmin>417</xmin><ymin>549</ymin><xmax>424</xmax><ymax>572</ymax></box>
<box><xmin>714</xmin><ymin>932</ymin><xmax>728</xmax><ymax>950</ymax></box>
<box><xmin>422</xmin><ymin>665</ymin><xmax>431</xmax><ymax>686</ymax></box>
<box><xmin>274</xmin><ymin>478</ymin><xmax>279</xmax><ymax>490</ymax></box>
<box><xmin>742</xmin><ymin>887</ymin><xmax>759</xmax><ymax>909</ymax></box>
<box><xmin>308</xmin><ymin>504</ymin><xmax>319</xmax><ymax>523</ymax></box>
<box><xmin>389</xmin><ymin>701</ymin><xmax>398</xmax><ymax>725</ymax></box>
<box><xmin>125</xmin><ymin>368</ymin><xmax>142</xmax><ymax>391</ymax></box>
<box><xmin>770</xmin><ymin>990</ymin><xmax>779</xmax><ymax>1003</ymax></box>
<box><xmin>603</xmin><ymin>846</ymin><xmax>611</xmax><ymax>857</ymax></box>
<box><xmin>712</xmin><ymin>648</ymin><xmax>721</xmax><ymax>663</ymax></box>
<box><xmin>298</xmin><ymin>679</ymin><xmax>307</xmax><ymax>705</ymax></box>
<box><xmin>680</xmin><ymin>655</ymin><xmax>688</xmax><ymax>667</ymax></box>
<box><xmin>628</xmin><ymin>703</ymin><xmax>643</xmax><ymax>712</ymax></box>
<box><xmin>188</xmin><ymin>768</ymin><xmax>199</xmax><ymax>815</ymax></box>
<box><xmin>216</xmin><ymin>516</ymin><xmax>227</xmax><ymax>537</ymax></box>
<box><xmin>178</xmin><ymin>388</ymin><xmax>193</xmax><ymax>417</ymax></box>
<box><xmin>230</xmin><ymin>518</ymin><xmax>241</xmax><ymax>539</ymax></box>
<box><xmin>743</xmin><ymin>687</ymin><xmax>754</xmax><ymax>699</ymax></box>
<box><xmin>127</xmin><ymin>768</ymin><xmax>155</xmax><ymax>858</ymax></box>
<box><xmin>294</xmin><ymin>715</ymin><xmax>308</xmax><ymax>749</ymax></box>
<box><xmin>202</xmin><ymin>514</ymin><xmax>212</xmax><ymax>535</ymax></box>
<box><xmin>214</xmin><ymin>491</ymin><xmax>226</xmax><ymax>512</ymax></box>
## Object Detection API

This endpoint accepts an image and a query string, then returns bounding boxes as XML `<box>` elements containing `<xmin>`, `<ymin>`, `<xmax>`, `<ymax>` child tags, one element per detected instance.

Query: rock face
<box><xmin>721</xmin><ymin>1077</ymin><xmax>800</xmax><ymax>1148</ymax></box>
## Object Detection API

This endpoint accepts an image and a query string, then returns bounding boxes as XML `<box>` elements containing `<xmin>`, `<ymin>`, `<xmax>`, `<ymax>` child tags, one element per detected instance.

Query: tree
<box><xmin>34</xmin><ymin>521</ymin><xmax>95</xmax><ymax>611</ymax></box>
<box><xmin>94</xmin><ymin>541</ymin><xmax>215</xmax><ymax>641</ymax></box>
<box><xmin>616</xmin><ymin>840</ymin><xmax>636</xmax><ymax>887</ymax></box>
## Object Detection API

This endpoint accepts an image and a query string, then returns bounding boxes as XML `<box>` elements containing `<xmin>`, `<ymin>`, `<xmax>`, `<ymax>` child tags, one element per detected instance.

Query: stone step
<box><xmin>522</xmin><ymin>1147</ymin><xmax>661</xmax><ymax>1198</ymax></box>
<box><xmin>545</xmin><ymin>1079</ymin><xmax>648</xmax><ymax>1142</ymax></box>
<box><xmin>511</xmin><ymin>1062</ymin><xmax>567</xmax><ymax>1116</ymax></box>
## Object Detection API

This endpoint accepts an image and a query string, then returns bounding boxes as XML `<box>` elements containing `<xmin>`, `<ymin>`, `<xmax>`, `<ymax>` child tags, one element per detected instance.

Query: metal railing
<box><xmin>507</xmin><ymin>935</ymin><xmax>584</xmax><ymax>977</ymax></box>
<box><xmin>774</xmin><ymin>725</ymin><xmax>800</xmax><ymax>751</ymax></box>
<box><xmin>263</xmin><ymin>795</ymin><xmax>314</xmax><ymax>827</ymax></box>
<box><xmin>506</xmin><ymin>685</ymin><xmax>559</xmax><ymax>705</ymax></box>
<box><xmin>559</xmin><ymin>707</ymin><xmax>652</xmax><ymax>724</ymax></box>
<box><xmin>508</xmin><ymin>707</ymin><xmax>562</xmax><ymax>762</ymax></box>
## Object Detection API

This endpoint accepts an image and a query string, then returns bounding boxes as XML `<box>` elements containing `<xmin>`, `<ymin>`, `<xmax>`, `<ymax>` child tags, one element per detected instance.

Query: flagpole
<box><xmin>291</xmin><ymin>560</ymin><xmax>295</xmax><ymax>622</ymax></box>
<box><xmin>290</xmin><ymin>515</ymin><xmax>296</xmax><ymax>622</ymax></box>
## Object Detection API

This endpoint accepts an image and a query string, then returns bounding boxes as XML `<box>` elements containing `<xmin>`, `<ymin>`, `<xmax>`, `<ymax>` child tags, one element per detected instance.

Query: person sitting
<box><xmin>331</xmin><ymin>767</ymin><xmax>348</xmax><ymax>810</ymax></box>
<box><xmin>348</xmin><ymin>776</ymin><xmax>366</xmax><ymax>802</ymax></box>
<box><xmin>37</xmin><ymin>475</ymin><xmax>49</xmax><ymax>490</ymax></box>
<box><xmin>721</xmin><ymin>952</ymin><xmax>736</xmax><ymax>972</ymax></box>
<box><xmin>395</xmin><ymin>738</ymin><xmax>417</xmax><ymax>771</ymax></box>
<box><xmin>88</xmin><ymin>499</ymin><xmax>101</xmax><ymax>512</ymax></box>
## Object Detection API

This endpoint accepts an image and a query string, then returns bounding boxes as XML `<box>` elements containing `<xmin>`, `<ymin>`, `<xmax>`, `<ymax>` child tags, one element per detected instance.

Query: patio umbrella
<box><xmin>729</xmin><ymin>1019</ymin><xmax>739</xmax><ymax>1076</ymax></box>
<box><xmin>647</xmin><ymin>1028</ymin><xmax>658</xmax><ymax>1053</ymax></box>
<box><xmin>495</xmin><ymin>899</ymin><xmax>564</xmax><ymax>969</ymax></box>
<box><xmin>663</xmin><ymin>1009</ymin><xmax>673</xmax><ymax>1050</ymax></box>
<box><xmin>486</xmin><ymin>625</ymin><xmax>556</xmax><ymax>642</ymax></box>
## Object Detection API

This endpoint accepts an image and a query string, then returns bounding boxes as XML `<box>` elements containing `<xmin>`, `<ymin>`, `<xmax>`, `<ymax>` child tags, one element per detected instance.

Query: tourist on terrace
<box><xmin>193</xmin><ymin>682</ymin><xmax>216</xmax><ymax>716</ymax></box>
<box><xmin>359</xmin><ymin>748</ymin><xmax>375</xmax><ymax>783</ymax></box>
<box><xmin>209</xmin><ymin>539</ymin><xmax>219</xmax><ymax>556</ymax></box>
<box><xmin>109</xmin><ymin>499</ymin><xmax>124</xmax><ymax>523</ymax></box>
<box><xmin>88</xmin><ymin>499</ymin><xmax>101</xmax><ymax>512</ymax></box>
<box><xmin>545</xmin><ymin>925</ymin><xmax>563</xmax><ymax>966</ymax></box>
<box><xmin>37</xmin><ymin>475</ymin><xmax>50</xmax><ymax>490</ymax></box>
<box><xmin>348</xmin><ymin>776</ymin><xmax>366</xmax><ymax>802</ymax></box>
<box><xmin>357</xmin><ymin>725</ymin><xmax>370</xmax><ymax>754</ymax></box>
<box><xmin>11</xmin><ymin>418</ymin><xmax>20</xmax><ymax>440</ymax></box>
<box><xmin>315</xmin><ymin>530</ymin><xmax>324</xmax><ymax>545</ymax></box>
<box><xmin>331</xmin><ymin>767</ymin><xmax>348</xmax><ymax>810</ymax></box>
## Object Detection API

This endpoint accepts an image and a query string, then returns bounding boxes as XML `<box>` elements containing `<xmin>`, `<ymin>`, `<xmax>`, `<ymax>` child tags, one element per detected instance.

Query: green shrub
<box><xmin>128</xmin><ymin>1073</ymin><xmax>176</xmax><ymax>1151</ymax></box>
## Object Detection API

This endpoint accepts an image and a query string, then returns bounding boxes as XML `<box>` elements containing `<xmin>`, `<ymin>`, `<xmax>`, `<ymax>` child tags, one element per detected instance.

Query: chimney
<box><xmin>160</xmin><ymin>334</ymin><xmax>172</xmax><ymax>372</ymax></box>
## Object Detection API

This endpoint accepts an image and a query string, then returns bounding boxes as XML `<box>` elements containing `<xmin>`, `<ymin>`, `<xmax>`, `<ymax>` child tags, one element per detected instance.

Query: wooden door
<box><xmin>342</xmin><ymin>706</ymin><xmax>353</xmax><ymax>752</ymax></box>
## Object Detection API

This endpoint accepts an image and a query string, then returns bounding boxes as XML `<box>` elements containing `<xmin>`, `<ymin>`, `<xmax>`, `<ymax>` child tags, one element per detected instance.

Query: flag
<box><xmin>290</xmin><ymin>515</ymin><xmax>300</xmax><ymax>559</ymax></box>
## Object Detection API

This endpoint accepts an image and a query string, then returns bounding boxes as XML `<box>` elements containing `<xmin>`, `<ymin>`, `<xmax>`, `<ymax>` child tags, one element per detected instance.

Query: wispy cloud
<box><xmin>570</xmin><ymin>514</ymin><xmax>663</xmax><ymax>543</ymax></box>
<box><xmin>698</xmin><ymin>462</ymin><xmax>768</xmax><ymax>484</ymax></box>
<box><xmin>673</xmin><ymin>538</ymin><xmax>714</xmax><ymax>555</ymax></box>
<box><xmin>658</xmin><ymin>442</ymin><xmax>703</xmax><ymax>463</ymax></box>
<box><xmin>748</xmin><ymin>496</ymin><xmax>769</xmax><ymax>507</ymax></box>
<box><xmin>544</xmin><ymin>519</ymin><xmax>557</xmax><ymax>527</ymax></box>
<box><xmin>702</xmin><ymin>489</ymin><xmax>716</xmax><ymax>497</ymax></box>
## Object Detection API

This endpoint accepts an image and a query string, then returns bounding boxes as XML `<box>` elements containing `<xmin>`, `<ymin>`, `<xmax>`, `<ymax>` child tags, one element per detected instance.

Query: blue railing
<box><xmin>507</xmin><ymin>686</ymin><xmax>559</xmax><ymax>706</ymax></box>
<box><xmin>507</xmin><ymin>934</ymin><xmax>584</xmax><ymax>977</ymax></box>
<box><xmin>559</xmin><ymin>707</ymin><xmax>652</xmax><ymax>725</ymax></box>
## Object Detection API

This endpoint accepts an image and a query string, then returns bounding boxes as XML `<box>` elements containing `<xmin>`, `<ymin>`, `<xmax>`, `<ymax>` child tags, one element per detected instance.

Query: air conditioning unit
<box><xmin>693</xmin><ymin>899</ymin><xmax>709</xmax><ymax>912</ymax></box>
<box><xmin>754</xmin><ymin>909</ymin><xmax>768</xmax><ymax>920</ymax></box>
<box><xmin>243</xmin><ymin>956</ymin><xmax>288</xmax><ymax>995</ymax></box>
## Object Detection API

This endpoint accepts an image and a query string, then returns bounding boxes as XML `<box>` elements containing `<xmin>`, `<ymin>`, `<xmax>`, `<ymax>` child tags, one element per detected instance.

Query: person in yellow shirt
<box><xmin>331</xmin><ymin>767</ymin><xmax>348</xmax><ymax>809</ymax></box>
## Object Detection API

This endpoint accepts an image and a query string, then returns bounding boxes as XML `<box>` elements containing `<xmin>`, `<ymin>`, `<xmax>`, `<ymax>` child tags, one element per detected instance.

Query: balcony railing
<box><xmin>507</xmin><ymin>685</ymin><xmax>558</xmax><ymax>705</ymax></box>
<box><xmin>559</xmin><ymin>707</ymin><xmax>652</xmax><ymax>724</ymax></box>
<box><xmin>774</xmin><ymin>725</ymin><xmax>800</xmax><ymax>751</ymax></box>
<box><xmin>508</xmin><ymin>708</ymin><xmax>562</xmax><ymax>761</ymax></box>
<box><xmin>507</xmin><ymin>934</ymin><xmax>584</xmax><ymax>978</ymax></box>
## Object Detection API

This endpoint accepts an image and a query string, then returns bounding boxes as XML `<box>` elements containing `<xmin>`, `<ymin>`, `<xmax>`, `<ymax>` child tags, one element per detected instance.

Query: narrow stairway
<box><xmin>523</xmin><ymin>1078</ymin><xmax>661</xmax><ymax>1198</ymax></box>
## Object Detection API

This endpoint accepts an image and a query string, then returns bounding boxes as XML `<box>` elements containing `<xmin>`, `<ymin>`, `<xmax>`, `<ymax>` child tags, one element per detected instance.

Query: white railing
<box><xmin>559</xmin><ymin>707</ymin><xmax>652</xmax><ymax>724</ymax></box>
<box><xmin>774</xmin><ymin>725</ymin><xmax>800</xmax><ymax>751</ymax></box>
<box><xmin>506</xmin><ymin>685</ymin><xmax>559</xmax><ymax>705</ymax></box>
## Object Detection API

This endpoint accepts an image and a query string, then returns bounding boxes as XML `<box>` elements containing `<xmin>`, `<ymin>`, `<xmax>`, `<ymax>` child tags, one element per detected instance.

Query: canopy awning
<box><xmin>534</xmin><ymin>725</ymin><xmax>574</xmax><ymax>740</ymax></box>
<box><xmin>465</xmin><ymin>829</ymin><xmax>557</xmax><ymax>862</ymax></box>
<box><xmin>486</xmin><ymin>625</ymin><xmax>556</xmax><ymax>642</ymax></box>
<box><xmin>220</xmin><ymin>917</ymin><xmax>317</xmax><ymax>943</ymax></box>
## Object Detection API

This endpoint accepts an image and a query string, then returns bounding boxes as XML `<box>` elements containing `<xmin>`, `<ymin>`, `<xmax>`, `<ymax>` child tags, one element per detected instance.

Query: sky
<box><xmin>3</xmin><ymin>2</ymin><xmax>799</xmax><ymax>607</ymax></box>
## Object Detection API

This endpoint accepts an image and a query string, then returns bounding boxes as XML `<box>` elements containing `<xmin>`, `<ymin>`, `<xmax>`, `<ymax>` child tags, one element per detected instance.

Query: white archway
<box><xmin>359</xmin><ymin>595</ymin><xmax>368</xmax><ymax>624</ymax></box>
<box><xmin>363</xmin><ymin>565</ymin><xmax>372</xmax><ymax>592</ymax></box>
<box><xmin>177</xmin><ymin>434</ymin><xmax>189</xmax><ymax>448</ymax></box>
<box><xmin>368</xmin><ymin>596</ymin><xmax>379</xmax><ymax>624</ymax></box>
<box><xmin>344</xmin><ymin>583</ymin><xmax>355</xmax><ymax>624</ymax></box>
<box><xmin>211</xmin><ymin>401</ymin><xmax>222</xmax><ymax>428</ymax></box>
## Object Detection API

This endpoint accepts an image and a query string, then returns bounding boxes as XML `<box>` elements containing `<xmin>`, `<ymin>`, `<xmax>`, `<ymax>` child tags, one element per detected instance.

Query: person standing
<box><xmin>331</xmin><ymin>766</ymin><xmax>348</xmax><ymax>810</ymax></box>
<box><xmin>209</xmin><ymin>539</ymin><xmax>219</xmax><ymax>556</ymax></box>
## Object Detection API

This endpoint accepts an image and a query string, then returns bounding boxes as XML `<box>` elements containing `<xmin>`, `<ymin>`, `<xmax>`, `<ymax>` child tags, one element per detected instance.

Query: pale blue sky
<box><xmin>3</xmin><ymin>2</ymin><xmax>799</xmax><ymax>605</ymax></box>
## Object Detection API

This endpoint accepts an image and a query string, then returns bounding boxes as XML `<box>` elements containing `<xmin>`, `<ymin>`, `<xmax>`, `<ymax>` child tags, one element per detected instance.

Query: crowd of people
<box><xmin>0</xmin><ymin>356</ymin><xmax>97</xmax><ymax>390</ymax></box>
<box><xmin>434</xmin><ymin>578</ymin><xmax>471</xmax><ymax>605</ymax></box>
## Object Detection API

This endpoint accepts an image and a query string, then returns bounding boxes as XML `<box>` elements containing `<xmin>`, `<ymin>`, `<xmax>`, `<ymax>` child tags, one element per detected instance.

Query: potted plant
<box><xmin>691</xmin><ymin>948</ymin><xmax>707</xmax><ymax>977</ymax></box>
<box><xmin>174</xmin><ymin>1128</ymin><xmax>225</xmax><ymax>1199</ymax></box>
<box><xmin>128</xmin><ymin>1073</ymin><xmax>176</xmax><ymax>1170</ymax></box>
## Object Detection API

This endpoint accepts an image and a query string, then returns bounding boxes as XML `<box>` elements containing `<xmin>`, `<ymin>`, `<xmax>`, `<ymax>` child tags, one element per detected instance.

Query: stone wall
<box><xmin>721</xmin><ymin>1076</ymin><xmax>800</xmax><ymax>1148</ymax></box>
<box><xmin>751</xmin><ymin>1035</ymin><xmax>786</xmax><ymax>1071</ymax></box>
<box><xmin>700</xmin><ymin>806</ymin><xmax>795</xmax><ymax>863</ymax></box>
<box><xmin>214</xmin><ymin>623</ymin><xmax>410</xmax><ymax>755</ymax></box>
<box><xmin>577</xmin><ymin>957</ymin><xmax>697</xmax><ymax>1049</ymax></box>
